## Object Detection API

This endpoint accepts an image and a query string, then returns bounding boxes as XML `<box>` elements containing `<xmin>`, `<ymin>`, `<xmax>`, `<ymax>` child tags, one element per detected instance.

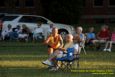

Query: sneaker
<box><xmin>42</xmin><ymin>60</ymin><xmax>53</xmax><ymax>66</ymax></box>
<box><xmin>103</xmin><ymin>49</ymin><xmax>107</xmax><ymax>52</ymax></box>
<box><xmin>107</xmin><ymin>49</ymin><xmax>111</xmax><ymax>52</ymax></box>
<box><xmin>49</xmin><ymin>67</ymin><xmax>59</xmax><ymax>71</ymax></box>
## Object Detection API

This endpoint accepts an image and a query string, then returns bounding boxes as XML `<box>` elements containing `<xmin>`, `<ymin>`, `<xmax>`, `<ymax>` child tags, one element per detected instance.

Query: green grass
<box><xmin>0</xmin><ymin>41</ymin><xmax>115</xmax><ymax>77</ymax></box>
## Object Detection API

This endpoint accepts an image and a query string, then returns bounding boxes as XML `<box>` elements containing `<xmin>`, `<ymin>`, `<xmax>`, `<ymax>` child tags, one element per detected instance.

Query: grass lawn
<box><xmin>0</xmin><ymin>41</ymin><xmax>115</xmax><ymax>77</ymax></box>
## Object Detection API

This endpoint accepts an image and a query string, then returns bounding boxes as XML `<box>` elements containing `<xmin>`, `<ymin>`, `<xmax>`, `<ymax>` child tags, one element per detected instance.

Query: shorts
<box><xmin>47</xmin><ymin>45</ymin><xmax>51</xmax><ymax>48</ymax></box>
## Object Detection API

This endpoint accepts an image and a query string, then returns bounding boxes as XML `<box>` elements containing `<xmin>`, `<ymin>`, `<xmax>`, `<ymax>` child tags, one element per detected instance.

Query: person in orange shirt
<box><xmin>44</xmin><ymin>27</ymin><xmax>63</xmax><ymax>55</ymax></box>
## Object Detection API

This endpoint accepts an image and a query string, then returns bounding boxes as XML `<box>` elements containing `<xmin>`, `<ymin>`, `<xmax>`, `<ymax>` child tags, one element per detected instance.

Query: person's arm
<box><xmin>59</xmin><ymin>35</ymin><xmax>63</xmax><ymax>48</ymax></box>
<box><xmin>85</xmin><ymin>33</ymin><xmax>90</xmax><ymax>42</ymax></box>
<box><xmin>97</xmin><ymin>32</ymin><xmax>100</xmax><ymax>39</ymax></box>
<box><xmin>57</xmin><ymin>47</ymin><xmax>66</xmax><ymax>51</ymax></box>
<box><xmin>43</xmin><ymin>35</ymin><xmax>51</xmax><ymax>45</ymax></box>
<box><xmin>73</xmin><ymin>35</ymin><xmax>81</xmax><ymax>43</ymax></box>
<box><xmin>81</xmin><ymin>34</ymin><xmax>85</xmax><ymax>42</ymax></box>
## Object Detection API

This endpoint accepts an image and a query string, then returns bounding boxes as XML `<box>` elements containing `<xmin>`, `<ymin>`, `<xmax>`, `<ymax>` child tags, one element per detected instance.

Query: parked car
<box><xmin>2</xmin><ymin>14</ymin><xmax>75</xmax><ymax>38</ymax></box>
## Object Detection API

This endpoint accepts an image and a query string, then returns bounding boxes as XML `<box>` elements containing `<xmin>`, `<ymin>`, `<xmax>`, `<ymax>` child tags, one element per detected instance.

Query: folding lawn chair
<box><xmin>56</xmin><ymin>48</ymin><xmax>80</xmax><ymax>70</ymax></box>
<box><xmin>79</xmin><ymin>44</ymin><xmax>87</xmax><ymax>55</ymax></box>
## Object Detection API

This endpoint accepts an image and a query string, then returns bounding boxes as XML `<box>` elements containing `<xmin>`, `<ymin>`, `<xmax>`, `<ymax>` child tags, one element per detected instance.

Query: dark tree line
<box><xmin>41</xmin><ymin>0</ymin><xmax>83</xmax><ymax>24</ymax></box>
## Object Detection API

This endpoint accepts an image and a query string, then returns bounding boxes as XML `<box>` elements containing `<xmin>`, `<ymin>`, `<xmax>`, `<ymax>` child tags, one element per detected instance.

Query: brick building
<box><xmin>0</xmin><ymin>0</ymin><xmax>115</xmax><ymax>24</ymax></box>
<box><xmin>0</xmin><ymin>0</ymin><xmax>43</xmax><ymax>15</ymax></box>
<box><xmin>80</xmin><ymin>0</ymin><xmax>115</xmax><ymax>24</ymax></box>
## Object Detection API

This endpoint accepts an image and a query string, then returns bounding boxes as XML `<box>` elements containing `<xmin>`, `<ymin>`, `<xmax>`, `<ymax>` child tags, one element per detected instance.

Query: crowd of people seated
<box><xmin>0</xmin><ymin>21</ymin><xmax>53</xmax><ymax>42</ymax></box>
<box><xmin>0</xmin><ymin>20</ymin><xmax>115</xmax><ymax>70</ymax></box>
<box><xmin>42</xmin><ymin>25</ymin><xmax>115</xmax><ymax>71</ymax></box>
<box><xmin>0</xmin><ymin>20</ymin><xmax>115</xmax><ymax>52</ymax></box>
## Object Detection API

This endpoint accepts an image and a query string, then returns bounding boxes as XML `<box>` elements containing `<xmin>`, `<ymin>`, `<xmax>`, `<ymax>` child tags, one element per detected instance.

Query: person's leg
<box><xmin>103</xmin><ymin>41</ymin><xmax>109</xmax><ymax>51</ymax></box>
<box><xmin>109</xmin><ymin>41</ymin><xmax>113</xmax><ymax>50</ymax></box>
<box><xmin>0</xmin><ymin>30</ymin><xmax>1</xmax><ymax>39</ymax></box>
<box><xmin>49</xmin><ymin>50</ymin><xmax>63</xmax><ymax>71</ymax></box>
<box><xmin>9</xmin><ymin>32</ymin><xmax>13</xmax><ymax>40</ymax></box>
<box><xmin>106</xmin><ymin>41</ymin><xmax>112</xmax><ymax>52</ymax></box>
<box><xmin>13</xmin><ymin>32</ymin><xmax>18</xmax><ymax>38</ymax></box>
<box><xmin>32</xmin><ymin>33</ymin><xmax>37</xmax><ymax>41</ymax></box>
<box><xmin>48</xmin><ymin>48</ymin><xmax>54</xmax><ymax>55</ymax></box>
<box><xmin>22</xmin><ymin>34</ymin><xmax>28</xmax><ymax>42</ymax></box>
<box><xmin>42</xmin><ymin>49</ymin><xmax>60</xmax><ymax>66</ymax></box>
<box><xmin>74</xmin><ymin>44</ymin><xmax>79</xmax><ymax>55</ymax></box>
<box><xmin>1</xmin><ymin>32</ymin><xmax>5</xmax><ymax>40</ymax></box>
<box><xmin>9</xmin><ymin>32</ymin><xmax>18</xmax><ymax>40</ymax></box>
<box><xmin>94</xmin><ymin>40</ymin><xmax>102</xmax><ymax>51</ymax></box>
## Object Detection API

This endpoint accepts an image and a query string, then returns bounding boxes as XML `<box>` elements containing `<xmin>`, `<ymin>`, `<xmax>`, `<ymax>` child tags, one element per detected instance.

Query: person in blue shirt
<box><xmin>85</xmin><ymin>27</ymin><xmax>97</xmax><ymax>46</ymax></box>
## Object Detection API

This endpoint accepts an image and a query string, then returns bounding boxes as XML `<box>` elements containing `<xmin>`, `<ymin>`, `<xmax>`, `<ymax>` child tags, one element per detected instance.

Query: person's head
<box><xmin>65</xmin><ymin>34</ymin><xmax>73</xmax><ymax>42</ymax></box>
<box><xmin>7</xmin><ymin>24</ymin><xmax>12</xmax><ymax>29</ymax></box>
<box><xmin>16</xmin><ymin>25</ymin><xmax>21</xmax><ymax>29</ymax></box>
<box><xmin>89</xmin><ymin>27</ymin><xmax>94</xmax><ymax>32</ymax></box>
<box><xmin>50</xmin><ymin>24</ymin><xmax>54</xmax><ymax>28</ymax></box>
<box><xmin>52</xmin><ymin>27</ymin><xmax>58</xmax><ymax>36</ymax></box>
<box><xmin>76</xmin><ymin>26</ymin><xmax>83</xmax><ymax>34</ymax></box>
<box><xmin>22</xmin><ymin>24</ymin><xmax>27</xmax><ymax>29</ymax></box>
<box><xmin>104</xmin><ymin>25</ymin><xmax>109</xmax><ymax>29</ymax></box>
<box><xmin>101</xmin><ymin>25</ymin><xmax>106</xmax><ymax>31</ymax></box>
<box><xmin>37</xmin><ymin>21</ymin><xmax>42</xmax><ymax>27</ymax></box>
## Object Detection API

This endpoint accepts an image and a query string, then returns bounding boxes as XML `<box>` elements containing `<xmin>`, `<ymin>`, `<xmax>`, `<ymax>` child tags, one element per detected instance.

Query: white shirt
<box><xmin>33</xmin><ymin>27</ymin><xmax>43</xmax><ymax>34</ymax></box>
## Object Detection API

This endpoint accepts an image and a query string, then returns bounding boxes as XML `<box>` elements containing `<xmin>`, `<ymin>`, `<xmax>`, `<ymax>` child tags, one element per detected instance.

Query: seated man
<box><xmin>9</xmin><ymin>25</ymin><xmax>21</xmax><ymax>40</ymax></box>
<box><xmin>18</xmin><ymin>24</ymin><xmax>30</xmax><ymax>42</ymax></box>
<box><xmin>85</xmin><ymin>27</ymin><xmax>97</xmax><ymax>46</ymax></box>
<box><xmin>74</xmin><ymin>26</ymin><xmax>86</xmax><ymax>54</ymax></box>
<box><xmin>42</xmin><ymin>34</ymin><xmax>79</xmax><ymax>70</ymax></box>
<box><xmin>1</xmin><ymin>24</ymin><xmax>12</xmax><ymax>40</ymax></box>
<box><xmin>33</xmin><ymin>22</ymin><xmax>44</xmax><ymax>41</ymax></box>
<box><xmin>97</xmin><ymin>25</ymin><xmax>110</xmax><ymax>42</ymax></box>
<box><xmin>96</xmin><ymin>25</ymin><xmax>111</xmax><ymax>51</ymax></box>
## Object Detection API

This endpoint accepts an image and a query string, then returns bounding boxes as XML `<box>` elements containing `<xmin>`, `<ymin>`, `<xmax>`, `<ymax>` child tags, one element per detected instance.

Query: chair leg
<box><xmin>82</xmin><ymin>47</ymin><xmax>87</xmax><ymax>55</ymax></box>
<box><xmin>77</xmin><ymin>60</ymin><xmax>79</xmax><ymax>68</ymax></box>
<box><xmin>60</xmin><ymin>62</ymin><xmax>65</xmax><ymax>68</ymax></box>
<box><xmin>75</xmin><ymin>54</ymin><xmax>80</xmax><ymax>68</ymax></box>
<box><xmin>65</xmin><ymin>62</ymin><xmax>71</xmax><ymax>70</ymax></box>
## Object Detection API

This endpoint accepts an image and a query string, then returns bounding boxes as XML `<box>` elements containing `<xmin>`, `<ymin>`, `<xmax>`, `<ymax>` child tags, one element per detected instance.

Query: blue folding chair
<box><xmin>56</xmin><ymin>48</ymin><xmax>79</xmax><ymax>70</ymax></box>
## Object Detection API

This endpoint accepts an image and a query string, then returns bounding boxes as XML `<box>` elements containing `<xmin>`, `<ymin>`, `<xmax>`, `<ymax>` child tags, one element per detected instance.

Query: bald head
<box><xmin>66</xmin><ymin>34</ymin><xmax>73</xmax><ymax>42</ymax></box>
<box><xmin>76</xmin><ymin>26</ymin><xmax>83</xmax><ymax>34</ymax></box>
